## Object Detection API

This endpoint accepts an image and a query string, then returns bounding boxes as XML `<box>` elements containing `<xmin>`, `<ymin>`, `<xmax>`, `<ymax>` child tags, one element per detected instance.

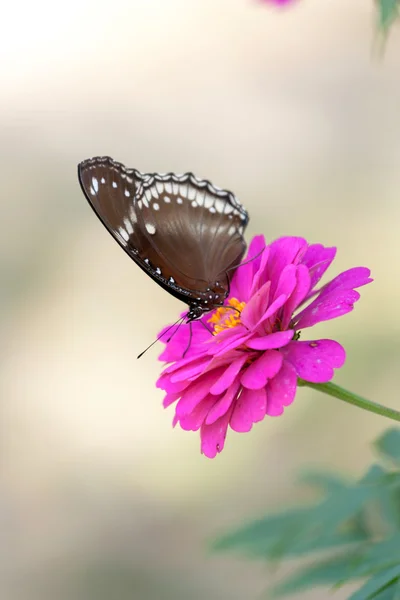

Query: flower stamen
<box><xmin>208</xmin><ymin>298</ymin><xmax>246</xmax><ymax>334</ymax></box>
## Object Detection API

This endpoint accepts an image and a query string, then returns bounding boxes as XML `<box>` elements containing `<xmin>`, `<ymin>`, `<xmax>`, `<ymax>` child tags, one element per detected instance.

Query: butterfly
<box><xmin>78</xmin><ymin>156</ymin><xmax>249</xmax><ymax>322</ymax></box>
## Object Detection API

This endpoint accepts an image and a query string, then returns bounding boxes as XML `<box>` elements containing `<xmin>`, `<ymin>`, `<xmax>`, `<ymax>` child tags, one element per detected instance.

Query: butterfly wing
<box><xmin>78</xmin><ymin>156</ymin><xmax>248</xmax><ymax>304</ymax></box>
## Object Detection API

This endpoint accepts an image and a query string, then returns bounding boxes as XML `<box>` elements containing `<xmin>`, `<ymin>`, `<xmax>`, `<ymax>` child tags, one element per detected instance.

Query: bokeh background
<box><xmin>1</xmin><ymin>0</ymin><xmax>400</xmax><ymax>598</ymax></box>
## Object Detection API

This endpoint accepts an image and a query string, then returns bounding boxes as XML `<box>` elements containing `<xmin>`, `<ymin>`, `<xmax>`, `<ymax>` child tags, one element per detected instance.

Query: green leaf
<box><xmin>272</xmin><ymin>553</ymin><xmax>364</xmax><ymax>597</ymax></box>
<box><xmin>346</xmin><ymin>535</ymin><xmax>400</xmax><ymax>579</ymax></box>
<box><xmin>376</xmin><ymin>429</ymin><xmax>400</xmax><ymax>465</ymax></box>
<box><xmin>377</xmin><ymin>0</ymin><xmax>399</xmax><ymax>32</ymax></box>
<box><xmin>348</xmin><ymin>566</ymin><xmax>400</xmax><ymax>600</ymax></box>
<box><xmin>299</xmin><ymin>471</ymin><xmax>349</xmax><ymax>494</ymax></box>
<box><xmin>212</xmin><ymin>508</ymin><xmax>309</xmax><ymax>556</ymax></box>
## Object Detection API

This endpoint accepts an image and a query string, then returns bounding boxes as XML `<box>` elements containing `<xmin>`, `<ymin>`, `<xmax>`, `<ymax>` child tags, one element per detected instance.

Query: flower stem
<box><xmin>298</xmin><ymin>380</ymin><xmax>400</xmax><ymax>423</ymax></box>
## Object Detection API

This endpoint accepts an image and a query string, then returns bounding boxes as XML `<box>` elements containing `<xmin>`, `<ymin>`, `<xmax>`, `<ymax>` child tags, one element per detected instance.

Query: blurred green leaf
<box><xmin>376</xmin><ymin>429</ymin><xmax>400</xmax><ymax>465</ymax></box>
<box><xmin>214</xmin><ymin>428</ymin><xmax>400</xmax><ymax>598</ymax></box>
<box><xmin>377</xmin><ymin>0</ymin><xmax>399</xmax><ymax>32</ymax></box>
<box><xmin>272</xmin><ymin>554</ymin><xmax>364</xmax><ymax>598</ymax></box>
<box><xmin>348</xmin><ymin>565</ymin><xmax>400</xmax><ymax>600</ymax></box>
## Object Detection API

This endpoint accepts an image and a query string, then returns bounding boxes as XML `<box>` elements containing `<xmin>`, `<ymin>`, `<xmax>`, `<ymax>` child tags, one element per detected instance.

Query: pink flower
<box><xmin>261</xmin><ymin>0</ymin><xmax>296</xmax><ymax>5</ymax></box>
<box><xmin>157</xmin><ymin>236</ymin><xmax>372</xmax><ymax>458</ymax></box>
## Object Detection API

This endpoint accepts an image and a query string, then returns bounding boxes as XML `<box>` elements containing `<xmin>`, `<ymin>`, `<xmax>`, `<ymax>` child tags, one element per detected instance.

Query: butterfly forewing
<box><xmin>78</xmin><ymin>156</ymin><xmax>249</xmax><ymax>309</ymax></box>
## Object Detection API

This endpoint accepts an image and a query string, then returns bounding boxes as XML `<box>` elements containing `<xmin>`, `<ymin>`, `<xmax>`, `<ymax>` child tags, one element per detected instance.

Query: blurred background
<box><xmin>1</xmin><ymin>0</ymin><xmax>400</xmax><ymax>598</ymax></box>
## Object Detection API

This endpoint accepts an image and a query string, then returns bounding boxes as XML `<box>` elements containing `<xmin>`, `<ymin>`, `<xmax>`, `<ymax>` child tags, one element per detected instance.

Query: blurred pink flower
<box><xmin>157</xmin><ymin>236</ymin><xmax>372</xmax><ymax>458</ymax></box>
<box><xmin>261</xmin><ymin>0</ymin><xmax>296</xmax><ymax>5</ymax></box>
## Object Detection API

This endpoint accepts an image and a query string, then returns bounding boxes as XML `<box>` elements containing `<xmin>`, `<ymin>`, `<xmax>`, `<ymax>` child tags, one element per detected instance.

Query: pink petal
<box><xmin>156</xmin><ymin>373</ymin><xmax>190</xmax><ymax>394</ymax></box>
<box><xmin>231</xmin><ymin>235</ymin><xmax>266</xmax><ymax>302</ymax></box>
<box><xmin>200</xmin><ymin>406</ymin><xmax>233</xmax><ymax>458</ymax></box>
<box><xmin>175</xmin><ymin>369</ymin><xmax>224</xmax><ymax>417</ymax></box>
<box><xmin>158</xmin><ymin>319</ymin><xmax>210</xmax><ymax>362</ymax></box>
<box><xmin>210</xmin><ymin>330</ymin><xmax>252</xmax><ymax>357</ymax></box>
<box><xmin>294</xmin><ymin>289</ymin><xmax>360</xmax><ymax>329</ymax></box>
<box><xmin>250</xmin><ymin>245</ymin><xmax>270</xmax><ymax>296</ymax></box>
<box><xmin>266</xmin><ymin>361</ymin><xmax>297</xmax><ymax>416</ymax></box>
<box><xmin>301</xmin><ymin>244</ymin><xmax>337</xmax><ymax>291</ymax></box>
<box><xmin>206</xmin><ymin>380</ymin><xmax>241</xmax><ymax>424</ymax></box>
<box><xmin>240</xmin><ymin>281</ymin><xmax>271</xmax><ymax>330</ymax></box>
<box><xmin>282</xmin><ymin>339</ymin><xmax>346</xmax><ymax>383</ymax></box>
<box><xmin>169</xmin><ymin>356</ymin><xmax>210</xmax><ymax>382</ymax></box>
<box><xmin>267</xmin><ymin>237</ymin><xmax>308</xmax><ymax>296</ymax></box>
<box><xmin>273</xmin><ymin>264</ymin><xmax>297</xmax><ymax>302</ymax></box>
<box><xmin>318</xmin><ymin>267</ymin><xmax>373</xmax><ymax>297</ymax></box>
<box><xmin>246</xmin><ymin>330</ymin><xmax>294</xmax><ymax>350</ymax></box>
<box><xmin>230</xmin><ymin>387</ymin><xmax>267</xmax><ymax>432</ymax></box>
<box><xmin>210</xmin><ymin>355</ymin><xmax>248</xmax><ymax>395</ymax></box>
<box><xmin>241</xmin><ymin>350</ymin><xmax>283</xmax><ymax>390</ymax></box>
<box><xmin>179</xmin><ymin>395</ymin><xmax>216</xmax><ymax>431</ymax></box>
<box><xmin>163</xmin><ymin>392</ymin><xmax>181</xmax><ymax>408</ymax></box>
<box><xmin>254</xmin><ymin>293</ymin><xmax>288</xmax><ymax>330</ymax></box>
<box><xmin>281</xmin><ymin>264</ymin><xmax>311</xmax><ymax>329</ymax></box>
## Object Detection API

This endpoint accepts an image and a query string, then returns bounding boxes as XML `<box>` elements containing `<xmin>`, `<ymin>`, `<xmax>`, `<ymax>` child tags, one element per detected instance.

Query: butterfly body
<box><xmin>78</xmin><ymin>156</ymin><xmax>249</xmax><ymax>320</ymax></box>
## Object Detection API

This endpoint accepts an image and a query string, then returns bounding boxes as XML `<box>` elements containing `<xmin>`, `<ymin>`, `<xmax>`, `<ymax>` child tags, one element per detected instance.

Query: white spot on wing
<box><xmin>101</xmin><ymin>177</ymin><xmax>106</xmax><ymax>184</ymax></box>
<box><xmin>209</xmin><ymin>206</ymin><xmax>216</xmax><ymax>213</ymax></box>
<box><xmin>146</xmin><ymin>223</ymin><xmax>156</xmax><ymax>235</ymax></box>
<box><xmin>188</xmin><ymin>186</ymin><xmax>196</xmax><ymax>201</ymax></box>
<box><xmin>112</xmin><ymin>182</ymin><xmax>118</xmax><ymax>188</ymax></box>
<box><xmin>92</xmin><ymin>177</ymin><xmax>99</xmax><ymax>192</ymax></box>
<box><xmin>124</xmin><ymin>189</ymin><xmax>130</xmax><ymax>197</ymax></box>
<box><xmin>124</xmin><ymin>218</ymin><xmax>133</xmax><ymax>235</ymax></box>
<box><xmin>156</xmin><ymin>182</ymin><xmax>164</xmax><ymax>194</ymax></box>
<box><xmin>153</xmin><ymin>203</ymin><xmax>160</xmax><ymax>211</ymax></box>
<box><xmin>164</xmin><ymin>196</ymin><xmax>171</xmax><ymax>203</ymax></box>
<box><xmin>191</xmin><ymin>201</ymin><xmax>198</xmax><ymax>207</ymax></box>
<box><xmin>156</xmin><ymin>267</ymin><xmax>161</xmax><ymax>275</ymax></box>
<box><xmin>165</xmin><ymin>182</ymin><xmax>173</xmax><ymax>194</ymax></box>
<box><xmin>119</xmin><ymin>228</ymin><xmax>129</xmax><ymax>242</ymax></box>
<box><xmin>177</xmin><ymin>197</ymin><xmax>183</xmax><ymax>204</ymax></box>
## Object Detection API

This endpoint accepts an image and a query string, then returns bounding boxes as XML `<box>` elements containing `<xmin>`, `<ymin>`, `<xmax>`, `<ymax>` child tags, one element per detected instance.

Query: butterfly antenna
<box><xmin>137</xmin><ymin>316</ymin><xmax>185</xmax><ymax>359</ymax></box>
<box><xmin>182</xmin><ymin>321</ymin><xmax>193</xmax><ymax>358</ymax></box>
<box><xmin>198</xmin><ymin>320</ymin><xmax>214</xmax><ymax>335</ymax></box>
<box><xmin>225</xmin><ymin>247</ymin><xmax>265</xmax><ymax>275</ymax></box>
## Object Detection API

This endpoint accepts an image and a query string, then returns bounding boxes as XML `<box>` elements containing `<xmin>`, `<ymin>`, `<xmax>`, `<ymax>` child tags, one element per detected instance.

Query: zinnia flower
<box><xmin>157</xmin><ymin>236</ymin><xmax>372</xmax><ymax>458</ymax></box>
<box><xmin>261</xmin><ymin>0</ymin><xmax>296</xmax><ymax>5</ymax></box>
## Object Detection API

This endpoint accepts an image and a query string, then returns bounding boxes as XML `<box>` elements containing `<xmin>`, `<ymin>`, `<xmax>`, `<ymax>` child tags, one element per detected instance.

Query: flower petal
<box><xmin>294</xmin><ymin>289</ymin><xmax>360</xmax><ymax>329</ymax></box>
<box><xmin>241</xmin><ymin>350</ymin><xmax>283</xmax><ymax>390</ymax></box>
<box><xmin>281</xmin><ymin>264</ymin><xmax>311</xmax><ymax>328</ymax></box>
<box><xmin>163</xmin><ymin>392</ymin><xmax>181</xmax><ymax>408</ymax></box>
<box><xmin>210</xmin><ymin>355</ymin><xmax>248</xmax><ymax>395</ymax></box>
<box><xmin>206</xmin><ymin>380</ymin><xmax>241</xmax><ymax>424</ymax></box>
<box><xmin>246</xmin><ymin>330</ymin><xmax>294</xmax><ymax>350</ymax></box>
<box><xmin>230</xmin><ymin>235</ymin><xmax>266</xmax><ymax>302</ymax></box>
<box><xmin>318</xmin><ymin>267</ymin><xmax>373</xmax><ymax>297</ymax></box>
<box><xmin>158</xmin><ymin>319</ymin><xmax>210</xmax><ymax>362</ymax></box>
<box><xmin>156</xmin><ymin>373</ymin><xmax>190</xmax><ymax>394</ymax></box>
<box><xmin>301</xmin><ymin>244</ymin><xmax>337</xmax><ymax>291</ymax></box>
<box><xmin>200</xmin><ymin>406</ymin><xmax>233</xmax><ymax>458</ymax></box>
<box><xmin>179</xmin><ymin>395</ymin><xmax>216</xmax><ymax>431</ymax></box>
<box><xmin>268</xmin><ymin>237</ymin><xmax>308</xmax><ymax>296</ymax></box>
<box><xmin>240</xmin><ymin>281</ymin><xmax>271</xmax><ymax>330</ymax></box>
<box><xmin>282</xmin><ymin>339</ymin><xmax>346</xmax><ymax>383</ymax></box>
<box><xmin>175</xmin><ymin>369</ymin><xmax>224</xmax><ymax>417</ymax></box>
<box><xmin>266</xmin><ymin>361</ymin><xmax>297</xmax><ymax>415</ymax></box>
<box><xmin>230</xmin><ymin>387</ymin><xmax>267</xmax><ymax>432</ymax></box>
<box><xmin>273</xmin><ymin>264</ymin><xmax>297</xmax><ymax>302</ymax></box>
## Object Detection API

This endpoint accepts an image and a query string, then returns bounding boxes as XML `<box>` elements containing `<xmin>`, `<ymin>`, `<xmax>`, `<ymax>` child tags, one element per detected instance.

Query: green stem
<box><xmin>298</xmin><ymin>380</ymin><xmax>400</xmax><ymax>423</ymax></box>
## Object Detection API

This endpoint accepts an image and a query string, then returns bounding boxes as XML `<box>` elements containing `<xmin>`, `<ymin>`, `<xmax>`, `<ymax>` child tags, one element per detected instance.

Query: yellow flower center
<box><xmin>208</xmin><ymin>298</ymin><xmax>246</xmax><ymax>334</ymax></box>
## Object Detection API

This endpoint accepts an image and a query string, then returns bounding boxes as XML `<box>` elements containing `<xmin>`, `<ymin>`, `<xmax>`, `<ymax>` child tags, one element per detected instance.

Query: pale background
<box><xmin>1</xmin><ymin>0</ymin><xmax>399</xmax><ymax>598</ymax></box>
